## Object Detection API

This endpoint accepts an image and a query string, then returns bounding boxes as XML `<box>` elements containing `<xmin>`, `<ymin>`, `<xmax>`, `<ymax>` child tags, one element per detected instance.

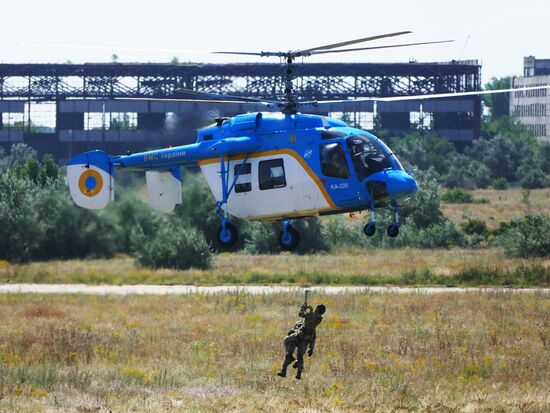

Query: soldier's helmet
<box><xmin>316</xmin><ymin>304</ymin><xmax>326</xmax><ymax>314</ymax></box>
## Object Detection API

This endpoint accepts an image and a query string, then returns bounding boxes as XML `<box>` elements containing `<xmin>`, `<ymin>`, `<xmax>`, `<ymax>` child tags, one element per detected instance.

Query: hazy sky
<box><xmin>1</xmin><ymin>0</ymin><xmax>548</xmax><ymax>83</ymax></box>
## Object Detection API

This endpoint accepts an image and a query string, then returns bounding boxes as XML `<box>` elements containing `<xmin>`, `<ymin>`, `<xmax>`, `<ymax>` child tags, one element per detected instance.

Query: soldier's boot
<box><xmin>292</xmin><ymin>361</ymin><xmax>298</xmax><ymax>369</ymax></box>
<box><xmin>277</xmin><ymin>354</ymin><xmax>294</xmax><ymax>377</ymax></box>
<box><xmin>295</xmin><ymin>369</ymin><xmax>302</xmax><ymax>380</ymax></box>
<box><xmin>277</xmin><ymin>362</ymin><xmax>289</xmax><ymax>377</ymax></box>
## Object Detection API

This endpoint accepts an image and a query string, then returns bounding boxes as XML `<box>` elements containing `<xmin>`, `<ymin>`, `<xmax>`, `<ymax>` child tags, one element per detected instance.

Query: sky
<box><xmin>0</xmin><ymin>0</ymin><xmax>548</xmax><ymax>83</ymax></box>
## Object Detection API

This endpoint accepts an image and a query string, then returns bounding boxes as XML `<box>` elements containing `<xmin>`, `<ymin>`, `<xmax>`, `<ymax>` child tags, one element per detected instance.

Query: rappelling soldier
<box><xmin>277</xmin><ymin>303</ymin><xmax>326</xmax><ymax>379</ymax></box>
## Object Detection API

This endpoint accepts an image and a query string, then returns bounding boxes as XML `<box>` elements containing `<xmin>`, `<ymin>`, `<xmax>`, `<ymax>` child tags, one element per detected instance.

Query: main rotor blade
<box><xmin>115</xmin><ymin>97</ymin><xmax>277</xmax><ymax>107</ymax></box>
<box><xmin>212</xmin><ymin>51</ymin><xmax>264</xmax><ymax>56</ymax></box>
<box><xmin>214</xmin><ymin>31</ymin><xmax>413</xmax><ymax>58</ymax></box>
<box><xmin>295</xmin><ymin>31</ymin><xmax>412</xmax><ymax>54</ymax></box>
<box><xmin>310</xmin><ymin>40</ymin><xmax>454</xmax><ymax>55</ymax></box>
<box><xmin>175</xmin><ymin>88</ymin><xmax>272</xmax><ymax>103</ymax></box>
<box><xmin>21</xmin><ymin>43</ymin><xmax>211</xmax><ymax>54</ymax></box>
<box><xmin>298</xmin><ymin>85</ymin><xmax>550</xmax><ymax>111</ymax></box>
<box><xmin>375</xmin><ymin>85</ymin><xmax>550</xmax><ymax>102</ymax></box>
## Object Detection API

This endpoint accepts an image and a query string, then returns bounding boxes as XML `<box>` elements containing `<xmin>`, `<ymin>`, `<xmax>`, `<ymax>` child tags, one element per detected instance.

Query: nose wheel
<box><xmin>363</xmin><ymin>200</ymin><xmax>401</xmax><ymax>238</ymax></box>
<box><xmin>386</xmin><ymin>200</ymin><xmax>400</xmax><ymax>238</ymax></box>
<box><xmin>278</xmin><ymin>220</ymin><xmax>300</xmax><ymax>251</ymax></box>
<box><xmin>363</xmin><ymin>222</ymin><xmax>376</xmax><ymax>237</ymax></box>
<box><xmin>363</xmin><ymin>202</ymin><xmax>376</xmax><ymax>237</ymax></box>
<box><xmin>386</xmin><ymin>224</ymin><xmax>399</xmax><ymax>238</ymax></box>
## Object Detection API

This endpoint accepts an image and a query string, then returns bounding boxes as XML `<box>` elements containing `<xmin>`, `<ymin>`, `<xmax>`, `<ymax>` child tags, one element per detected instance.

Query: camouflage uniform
<box><xmin>278</xmin><ymin>304</ymin><xmax>323</xmax><ymax>379</ymax></box>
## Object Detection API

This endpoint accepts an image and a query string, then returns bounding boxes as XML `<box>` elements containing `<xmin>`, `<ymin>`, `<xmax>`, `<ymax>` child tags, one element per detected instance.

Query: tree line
<box><xmin>1</xmin><ymin>139</ymin><xmax>548</xmax><ymax>268</ymax></box>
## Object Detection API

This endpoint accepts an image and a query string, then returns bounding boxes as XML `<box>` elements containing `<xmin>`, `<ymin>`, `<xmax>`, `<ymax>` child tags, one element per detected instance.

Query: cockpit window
<box><xmin>319</xmin><ymin>142</ymin><xmax>350</xmax><ymax>179</ymax></box>
<box><xmin>346</xmin><ymin>134</ymin><xmax>392</xmax><ymax>181</ymax></box>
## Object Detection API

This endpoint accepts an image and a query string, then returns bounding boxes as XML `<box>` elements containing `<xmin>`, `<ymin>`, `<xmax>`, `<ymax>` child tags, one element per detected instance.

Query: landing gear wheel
<box><xmin>217</xmin><ymin>223</ymin><xmax>238</xmax><ymax>248</ymax></box>
<box><xmin>387</xmin><ymin>224</ymin><xmax>400</xmax><ymax>238</ymax></box>
<box><xmin>278</xmin><ymin>226</ymin><xmax>300</xmax><ymax>251</ymax></box>
<box><xmin>363</xmin><ymin>222</ymin><xmax>376</xmax><ymax>237</ymax></box>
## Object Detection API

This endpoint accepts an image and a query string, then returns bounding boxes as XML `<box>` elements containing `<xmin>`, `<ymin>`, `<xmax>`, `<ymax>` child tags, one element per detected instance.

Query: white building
<box><xmin>510</xmin><ymin>56</ymin><xmax>550</xmax><ymax>141</ymax></box>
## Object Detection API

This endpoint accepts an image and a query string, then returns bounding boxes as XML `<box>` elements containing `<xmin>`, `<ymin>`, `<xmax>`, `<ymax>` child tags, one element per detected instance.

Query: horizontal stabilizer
<box><xmin>145</xmin><ymin>168</ymin><xmax>182</xmax><ymax>213</ymax></box>
<box><xmin>67</xmin><ymin>150</ymin><xmax>114</xmax><ymax>210</ymax></box>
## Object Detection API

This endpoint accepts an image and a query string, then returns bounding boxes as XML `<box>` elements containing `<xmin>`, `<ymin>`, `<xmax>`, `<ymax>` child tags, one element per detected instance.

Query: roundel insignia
<box><xmin>78</xmin><ymin>169</ymin><xmax>103</xmax><ymax>197</ymax></box>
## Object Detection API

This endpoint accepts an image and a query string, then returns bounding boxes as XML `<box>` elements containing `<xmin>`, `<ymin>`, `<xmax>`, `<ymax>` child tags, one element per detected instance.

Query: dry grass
<box><xmin>1</xmin><ymin>248</ymin><xmax>548</xmax><ymax>286</ymax></box>
<box><xmin>442</xmin><ymin>188</ymin><xmax>550</xmax><ymax>229</ymax></box>
<box><xmin>0</xmin><ymin>292</ymin><xmax>548</xmax><ymax>412</ymax></box>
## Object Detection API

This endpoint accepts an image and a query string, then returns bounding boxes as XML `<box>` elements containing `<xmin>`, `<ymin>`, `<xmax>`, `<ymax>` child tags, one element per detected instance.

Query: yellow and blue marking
<box><xmin>78</xmin><ymin>169</ymin><xmax>103</xmax><ymax>197</ymax></box>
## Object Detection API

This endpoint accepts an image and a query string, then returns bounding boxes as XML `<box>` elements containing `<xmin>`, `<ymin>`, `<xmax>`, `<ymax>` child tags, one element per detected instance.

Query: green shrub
<box><xmin>0</xmin><ymin>160</ymin><xmax>117</xmax><ymax>262</ymax></box>
<box><xmin>109</xmin><ymin>193</ymin><xmax>160</xmax><ymax>254</ymax></box>
<box><xmin>494</xmin><ymin>214</ymin><xmax>550</xmax><ymax>258</ymax></box>
<box><xmin>31</xmin><ymin>185</ymin><xmax>119</xmax><ymax>260</ymax></box>
<box><xmin>134</xmin><ymin>224</ymin><xmax>212</xmax><ymax>270</ymax></box>
<box><xmin>441</xmin><ymin>188</ymin><xmax>474</xmax><ymax>203</ymax></box>
<box><xmin>0</xmin><ymin>143</ymin><xmax>37</xmax><ymax>171</ymax></box>
<box><xmin>399</xmin><ymin>172</ymin><xmax>445</xmax><ymax>228</ymax></box>
<box><xmin>469</xmin><ymin>162</ymin><xmax>493</xmax><ymax>189</ymax></box>
<box><xmin>442</xmin><ymin>157</ymin><xmax>492</xmax><ymax>189</ymax></box>
<box><xmin>0</xmin><ymin>172</ymin><xmax>42</xmax><ymax>262</ymax></box>
<box><xmin>353</xmin><ymin>214</ymin><xmax>468</xmax><ymax>250</ymax></box>
<box><xmin>244</xmin><ymin>222</ymin><xmax>279</xmax><ymax>254</ymax></box>
<box><xmin>492</xmin><ymin>177</ymin><xmax>507</xmax><ymax>190</ymax></box>
<box><xmin>461</xmin><ymin>218</ymin><xmax>489</xmax><ymax>237</ymax></box>
<box><xmin>453</xmin><ymin>264</ymin><xmax>549</xmax><ymax>286</ymax></box>
<box><xmin>322</xmin><ymin>217</ymin><xmax>366</xmax><ymax>250</ymax></box>
<box><xmin>517</xmin><ymin>162</ymin><xmax>549</xmax><ymax>189</ymax></box>
<box><xmin>245</xmin><ymin>217</ymin><xmax>329</xmax><ymax>254</ymax></box>
<box><xmin>391</xmin><ymin>221</ymin><xmax>468</xmax><ymax>249</ymax></box>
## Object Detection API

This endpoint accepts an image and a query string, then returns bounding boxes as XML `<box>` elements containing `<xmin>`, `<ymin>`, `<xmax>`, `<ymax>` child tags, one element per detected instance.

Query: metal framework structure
<box><xmin>0</xmin><ymin>62</ymin><xmax>480</xmax><ymax>100</ymax></box>
<box><xmin>0</xmin><ymin>61</ymin><xmax>481</xmax><ymax>158</ymax></box>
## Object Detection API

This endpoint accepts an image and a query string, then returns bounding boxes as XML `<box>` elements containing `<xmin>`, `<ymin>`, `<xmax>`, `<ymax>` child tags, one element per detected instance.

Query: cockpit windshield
<box><xmin>346</xmin><ymin>134</ymin><xmax>392</xmax><ymax>181</ymax></box>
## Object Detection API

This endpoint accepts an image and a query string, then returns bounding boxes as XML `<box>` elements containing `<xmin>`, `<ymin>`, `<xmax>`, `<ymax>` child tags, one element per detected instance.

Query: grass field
<box><xmin>0</xmin><ymin>292</ymin><xmax>548</xmax><ymax>412</ymax></box>
<box><xmin>1</xmin><ymin>248</ymin><xmax>549</xmax><ymax>287</ymax></box>
<box><xmin>441</xmin><ymin>188</ymin><xmax>550</xmax><ymax>229</ymax></box>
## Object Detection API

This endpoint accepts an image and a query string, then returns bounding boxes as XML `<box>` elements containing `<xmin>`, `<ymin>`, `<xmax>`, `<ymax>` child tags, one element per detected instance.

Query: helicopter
<box><xmin>67</xmin><ymin>31</ymin><xmax>550</xmax><ymax>250</ymax></box>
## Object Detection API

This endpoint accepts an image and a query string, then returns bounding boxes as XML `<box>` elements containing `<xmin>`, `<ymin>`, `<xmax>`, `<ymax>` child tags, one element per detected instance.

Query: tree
<box><xmin>494</xmin><ymin>214</ymin><xmax>550</xmax><ymax>258</ymax></box>
<box><xmin>133</xmin><ymin>221</ymin><xmax>212</xmax><ymax>270</ymax></box>
<box><xmin>484</xmin><ymin>77</ymin><xmax>511</xmax><ymax>120</ymax></box>
<box><xmin>466</xmin><ymin>124</ymin><xmax>538</xmax><ymax>182</ymax></box>
<box><xmin>6</xmin><ymin>143</ymin><xmax>37</xmax><ymax>168</ymax></box>
<box><xmin>399</xmin><ymin>171</ymin><xmax>446</xmax><ymax>228</ymax></box>
<box><xmin>389</xmin><ymin>133</ymin><xmax>456</xmax><ymax>177</ymax></box>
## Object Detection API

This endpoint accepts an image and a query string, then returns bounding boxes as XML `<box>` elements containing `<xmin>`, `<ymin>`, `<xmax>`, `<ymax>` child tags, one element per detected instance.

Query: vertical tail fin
<box><xmin>67</xmin><ymin>150</ymin><xmax>114</xmax><ymax>210</ymax></box>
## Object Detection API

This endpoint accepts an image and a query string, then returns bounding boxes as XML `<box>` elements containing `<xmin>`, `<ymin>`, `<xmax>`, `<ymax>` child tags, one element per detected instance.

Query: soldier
<box><xmin>277</xmin><ymin>303</ymin><xmax>326</xmax><ymax>379</ymax></box>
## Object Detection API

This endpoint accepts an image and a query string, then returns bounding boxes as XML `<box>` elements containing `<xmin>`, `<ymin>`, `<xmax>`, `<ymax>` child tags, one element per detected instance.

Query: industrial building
<box><xmin>510</xmin><ymin>56</ymin><xmax>550</xmax><ymax>141</ymax></box>
<box><xmin>0</xmin><ymin>61</ymin><xmax>481</xmax><ymax>160</ymax></box>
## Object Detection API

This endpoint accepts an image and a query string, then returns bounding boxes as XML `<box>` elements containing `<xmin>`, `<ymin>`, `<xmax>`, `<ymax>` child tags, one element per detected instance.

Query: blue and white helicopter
<box><xmin>67</xmin><ymin>32</ymin><xmax>549</xmax><ymax>250</ymax></box>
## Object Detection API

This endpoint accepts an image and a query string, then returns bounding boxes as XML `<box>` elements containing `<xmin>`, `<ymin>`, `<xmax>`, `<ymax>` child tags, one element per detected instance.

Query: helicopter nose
<box><xmin>386</xmin><ymin>170</ymin><xmax>418</xmax><ymax>199</ymax></box>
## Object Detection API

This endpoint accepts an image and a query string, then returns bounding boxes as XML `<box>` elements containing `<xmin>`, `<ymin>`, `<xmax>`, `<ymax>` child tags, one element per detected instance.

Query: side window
<box><xmin>259</xmin><ymin>158</ymin><xmax>286</xmax><ymax>190</ymax></box>
<box><xmin>320</xmin><ymin>142</ymin><xmax>350</xmax><ymax>179</ymax></box>
<box><xmin>234</xmin><ymin>162</ymin><xmax>251</xmax><ymax>193</ymax></box>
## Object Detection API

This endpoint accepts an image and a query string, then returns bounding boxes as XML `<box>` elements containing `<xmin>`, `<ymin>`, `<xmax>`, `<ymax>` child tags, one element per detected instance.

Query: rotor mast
<box><xmin>253</xmin><ymin>32</ymin><xmax>420</xmax><ymax>114</ymax></box>
<box><xmin>256</xmin><ymin>51</ymin><xmax>304</xmax><ymax>114</ymax></box>
<box><xmin>208</xmin><ymin>32</ymin><xmax>455</xmax><ymax>114</ymax></box>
